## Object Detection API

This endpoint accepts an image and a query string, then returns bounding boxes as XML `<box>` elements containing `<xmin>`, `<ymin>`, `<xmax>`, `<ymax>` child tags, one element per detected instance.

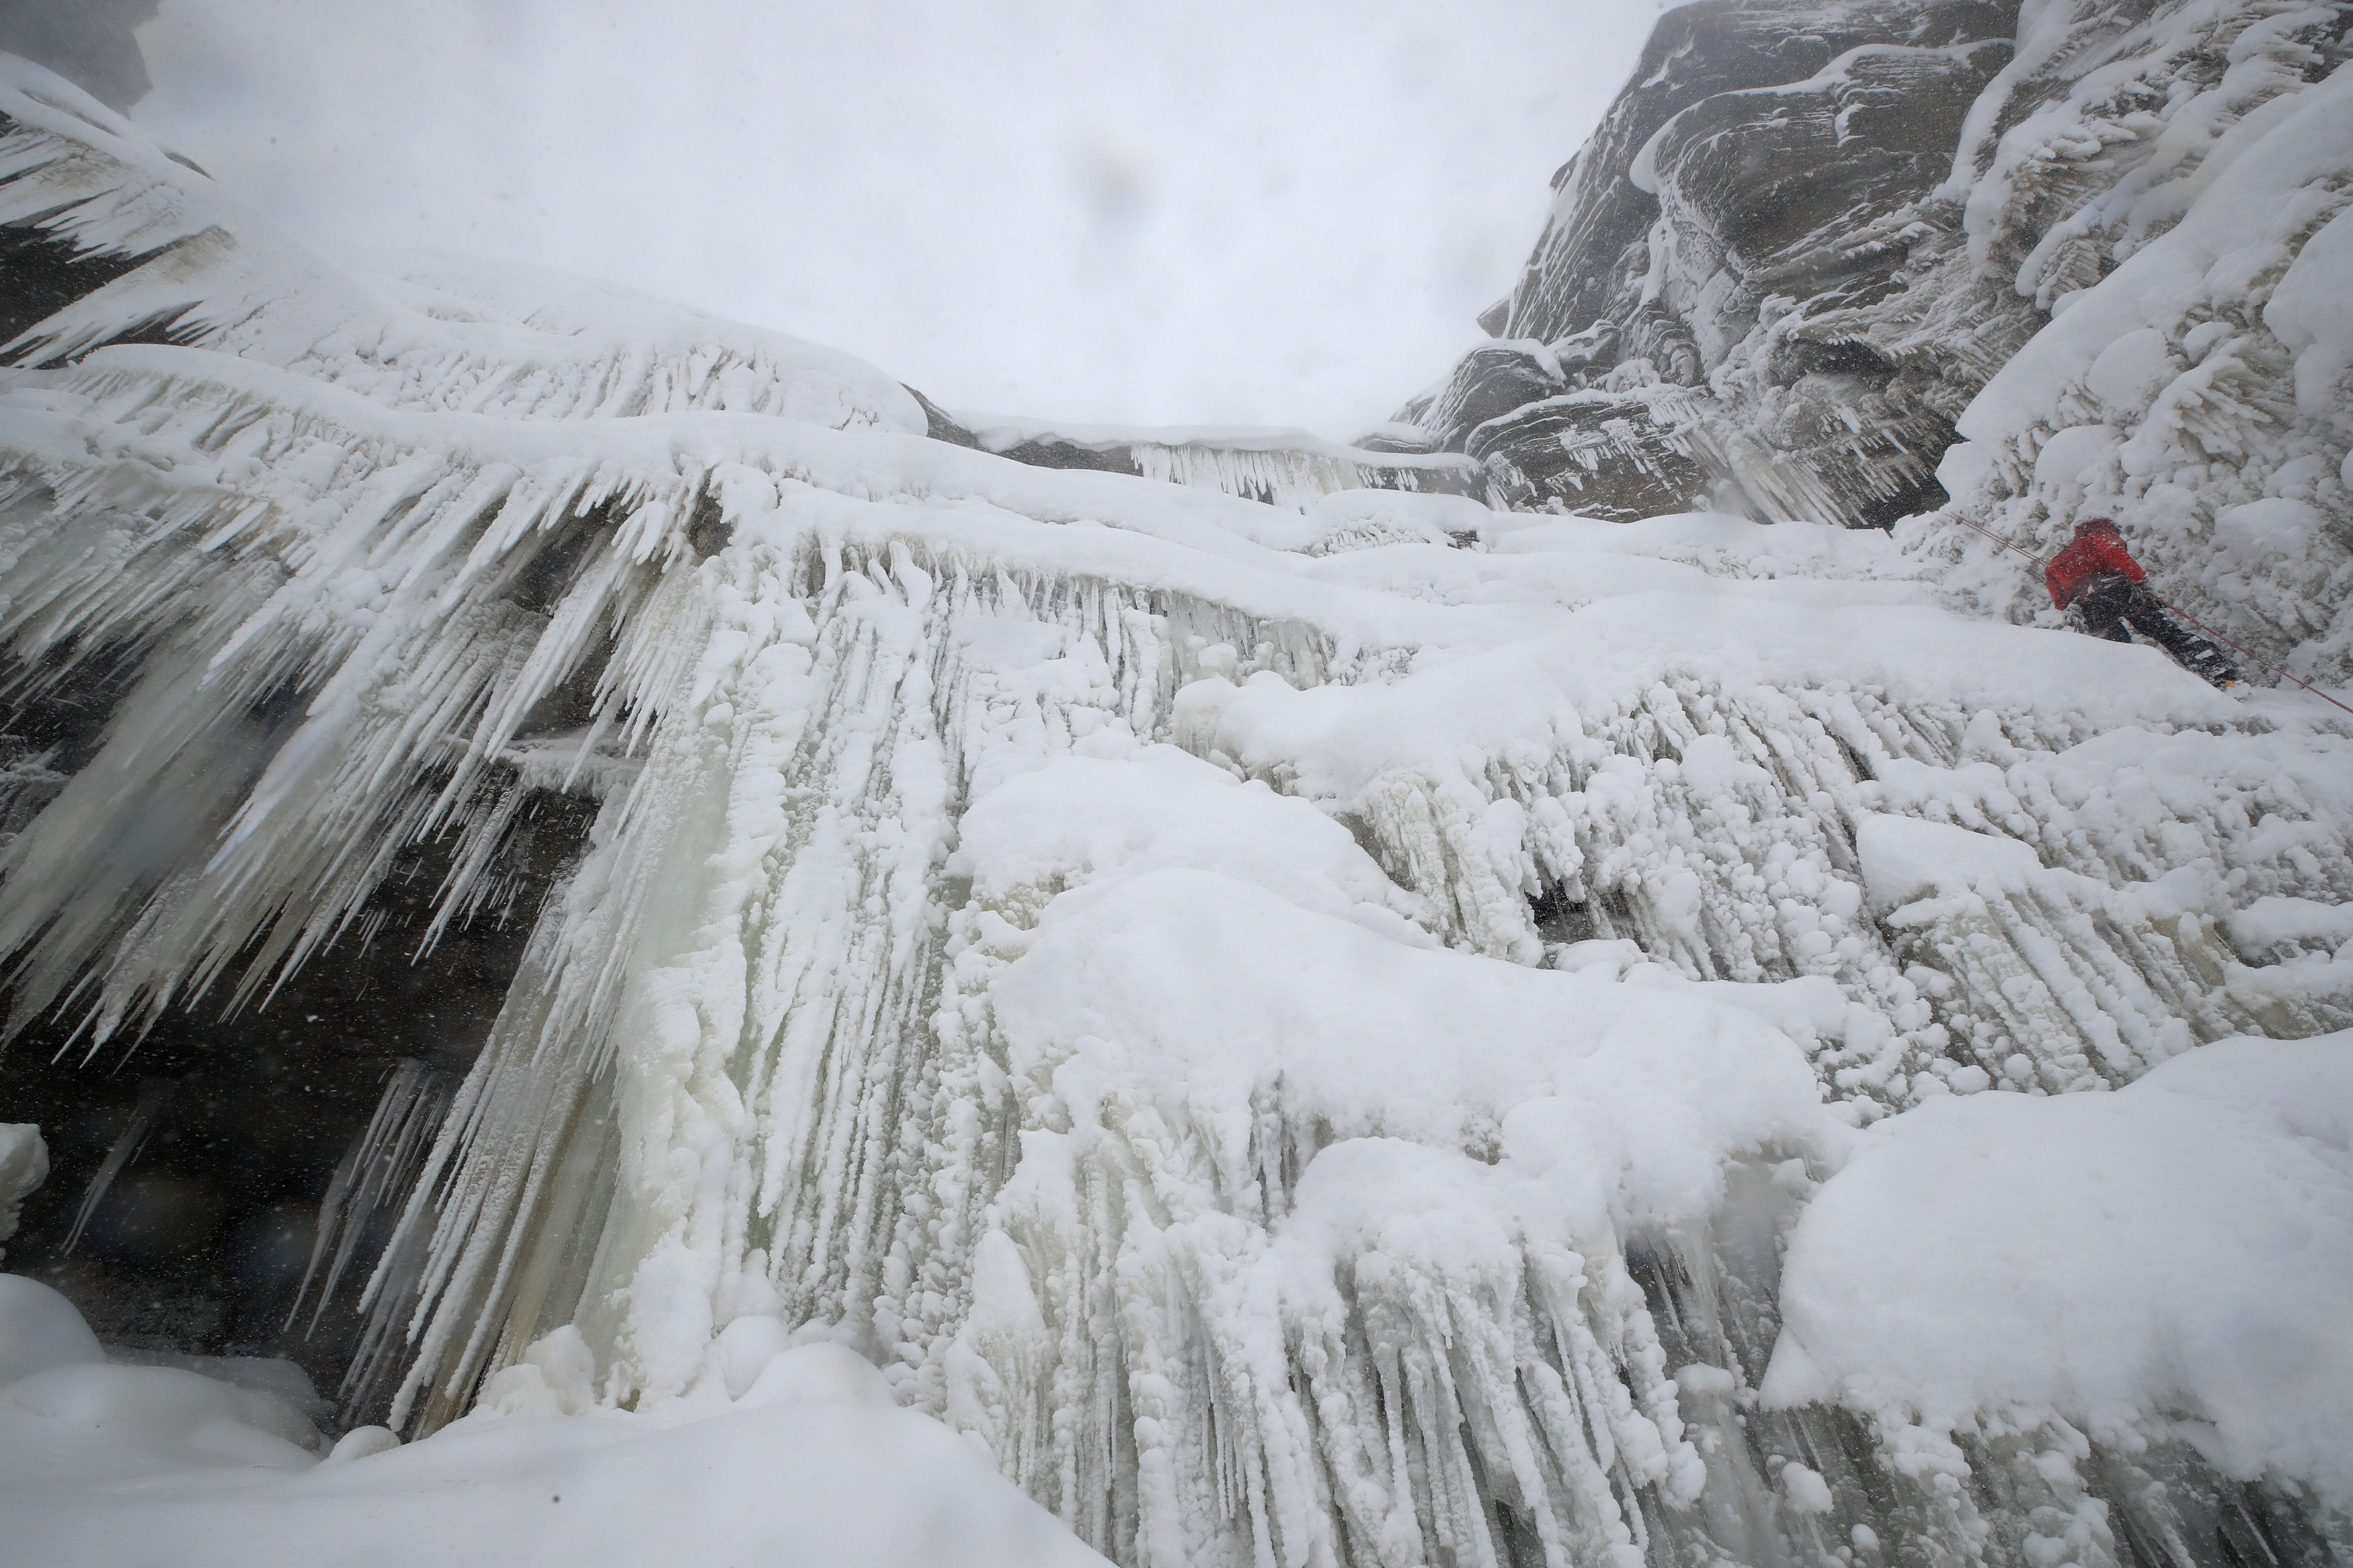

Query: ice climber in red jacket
<box><xmin>2044</xmin><ymin>518</ymin><xmax>2240</xmax><ymax>688</ymax></box>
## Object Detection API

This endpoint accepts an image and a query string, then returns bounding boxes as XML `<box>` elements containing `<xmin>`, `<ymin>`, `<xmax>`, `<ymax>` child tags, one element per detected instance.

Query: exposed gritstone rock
<box><xmin>1394</xmin><ymin>0</ymin><xmax>2350</xmax><ymax>546</ymax></box>
<box><xmin>1425</xmin><ymin>341</ymin><xmax>1570</xmax><ymax>452</ymax></box>
<box><xmin>1469</xmin><ymin>388</ymin><xmax>1713</xmax><ymax>520</ymax></box>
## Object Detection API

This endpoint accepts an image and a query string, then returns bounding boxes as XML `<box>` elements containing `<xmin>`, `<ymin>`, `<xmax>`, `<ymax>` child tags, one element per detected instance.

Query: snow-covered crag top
<box><xmin>1</xmin><ymin>34</ymin><xmax>2351</xmax><ymax>1568</ymax></box>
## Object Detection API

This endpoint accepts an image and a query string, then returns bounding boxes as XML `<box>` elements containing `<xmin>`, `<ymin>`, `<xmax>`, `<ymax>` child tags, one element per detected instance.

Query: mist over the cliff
<box><xmin>0</xmin><ymin>0</ymin><xmax>156</xmax><ymax>111</ymax></box>
<box><xmin>127</xmin><ymin>0</ymin><xmax>1661</xmax><ymax>433</ymax></box>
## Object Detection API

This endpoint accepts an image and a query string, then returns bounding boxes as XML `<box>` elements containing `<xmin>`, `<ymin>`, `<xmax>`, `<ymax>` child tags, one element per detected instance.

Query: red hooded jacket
<box><xmin>2044</xmin><ymin>521</ymin><xmax>2143</xmax><ymax>608</ymax></box>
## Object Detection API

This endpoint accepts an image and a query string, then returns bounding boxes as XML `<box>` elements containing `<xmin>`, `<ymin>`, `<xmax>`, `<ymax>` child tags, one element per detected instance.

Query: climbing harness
<box><xmin>1944</xmin><ymin>513</ymin><xmax>2353</xmax><ymax>718</ymax></box>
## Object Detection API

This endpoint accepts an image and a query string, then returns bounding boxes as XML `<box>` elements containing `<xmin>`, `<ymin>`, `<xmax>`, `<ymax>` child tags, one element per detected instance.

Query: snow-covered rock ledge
<box><xmin>1768</xmin><ymin>1032</ymin><xmax>2353</xmax><ymax>1514</ymax></box>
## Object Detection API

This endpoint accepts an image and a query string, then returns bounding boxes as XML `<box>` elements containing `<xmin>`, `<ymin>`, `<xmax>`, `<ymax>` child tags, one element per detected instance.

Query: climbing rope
<box><xmin>1944</xmin><ymin>513</ymin><xmax>2353</xmax><ymax>719</ymax></box>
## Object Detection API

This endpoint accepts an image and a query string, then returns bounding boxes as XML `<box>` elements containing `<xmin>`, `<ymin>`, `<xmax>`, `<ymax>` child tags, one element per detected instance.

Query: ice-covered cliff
<box><xmin>1405</xmin><ymin>0</ymin><xmax>2350</xmax><ymax>604</ymax></box>
<box><xmin>0</xmin><ymin>8</ymin><xmax>2350</xmax><ymax>1568</ymax></box>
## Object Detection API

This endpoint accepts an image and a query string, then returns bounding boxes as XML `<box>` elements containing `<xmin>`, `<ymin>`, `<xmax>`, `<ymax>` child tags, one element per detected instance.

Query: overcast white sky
<box><xmin>131</xmin><ymin>1</ymin><xmax>1661</xmax><ymax>435</ymax></box>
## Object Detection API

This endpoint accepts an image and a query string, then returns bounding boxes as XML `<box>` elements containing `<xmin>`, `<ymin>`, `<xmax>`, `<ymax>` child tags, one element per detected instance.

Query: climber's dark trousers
<box><xmin>2074</xmin><ymin>575</ymin><xmax>2239</xmax><ymax>686</ymax></box>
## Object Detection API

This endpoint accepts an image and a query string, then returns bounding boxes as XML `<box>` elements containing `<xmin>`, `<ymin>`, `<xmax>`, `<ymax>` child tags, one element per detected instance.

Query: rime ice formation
<box><xmin>1925</xmin><ymin>53</ymin><xmax>2353</xmax><ymax>687</ymax></box>
<box><xmin>1</xmin><ymin>13</ymin><xmax>2352</xmax><ymax>1568</ymax></box>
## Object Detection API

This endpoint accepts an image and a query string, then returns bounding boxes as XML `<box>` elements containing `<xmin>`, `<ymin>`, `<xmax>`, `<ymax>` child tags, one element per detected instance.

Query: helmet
<box><xmin>2075</xmin><ymin>516</ymin><xmax>2119</xmax><ymax>537</ymax></box>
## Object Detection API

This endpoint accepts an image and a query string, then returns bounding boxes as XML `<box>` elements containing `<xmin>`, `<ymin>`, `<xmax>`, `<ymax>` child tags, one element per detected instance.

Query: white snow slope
<box><xmin>1</xmin><ymin>39</ymin><xmax>2351</xmax><ymax>1568</ymax></box>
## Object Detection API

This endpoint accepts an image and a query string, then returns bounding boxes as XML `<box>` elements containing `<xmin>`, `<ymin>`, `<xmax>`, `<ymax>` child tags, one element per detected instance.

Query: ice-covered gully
<box><xmin>1</xmin><ymin>32</ymin><xmax>2352</xmax><ymax>1568</ymax></box>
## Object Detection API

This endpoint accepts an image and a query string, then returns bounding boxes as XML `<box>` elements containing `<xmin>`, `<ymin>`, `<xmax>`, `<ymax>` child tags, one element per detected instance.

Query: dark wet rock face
<box><xmin>1395</xmin><ymin>0</ymin><xmax>2028</xmax><ymax>525</ymax></box>
<box><xmin>1470</xmin><ymin>388</ymin><xmax>1715</xmax><ymax>521</ymax></box>
<box><xmin>1503</xmin><ymin>0</ymin><xmax>2018</xmax><ymax>337</ymax></box>
<box><xmin>0</xmin><ymin>224</ymin><xmax>175</xmax><ymax>356</ymax></box>
<box><xmin>1424</xmin><ymin>343</ymin><xmax>1570</xmax><ymax>452</ymax></box>
<box><xmin>902</xmin><ymin>384</ymin><xmax>983</xmax><ymax>449</ymax></box>
<box><xmin>0</xmin><ymin>645</ymin><xmax>597</xmax><ymax>1421</ymax></box>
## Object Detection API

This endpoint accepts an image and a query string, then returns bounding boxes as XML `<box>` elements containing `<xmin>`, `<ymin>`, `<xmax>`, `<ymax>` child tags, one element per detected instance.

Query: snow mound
<box><xmin>1766</xmin><ymin>1032</ymin><xmax>2353</xmax><ymax>1508</ymax></box>
<box><xmin>0</xmin><ymin>1276</ymin><xmax>1107</xmax><ymax>1568</ymax></box>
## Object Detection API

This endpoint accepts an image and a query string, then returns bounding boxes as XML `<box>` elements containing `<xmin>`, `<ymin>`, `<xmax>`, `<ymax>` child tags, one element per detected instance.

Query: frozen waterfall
<box><xmin>1</xmin><ymin>28</ymin><xmax>2351</xmax><ymax>1568</ymax></box>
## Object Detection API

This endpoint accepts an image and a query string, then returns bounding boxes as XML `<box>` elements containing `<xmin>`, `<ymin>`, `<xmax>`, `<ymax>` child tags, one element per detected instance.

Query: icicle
<box><xmin>0</xmin><ymin>1122</ymin><xmax>42</xmax><ymax>1266</ymax></box>
<box><xmin>288</xmin><ymin>1059</ymin><xmax>454</xmax><ymax>1335</ymax></box>
<box><xmin>59</xmin><ymin>1077</ymin><xmax>174</xmax><ymax>1252</ymax></box>
<box><xmin>1128</xmin><ymin>440</ymin><xmax>1475</xmax><ymax>512</ymax></box>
